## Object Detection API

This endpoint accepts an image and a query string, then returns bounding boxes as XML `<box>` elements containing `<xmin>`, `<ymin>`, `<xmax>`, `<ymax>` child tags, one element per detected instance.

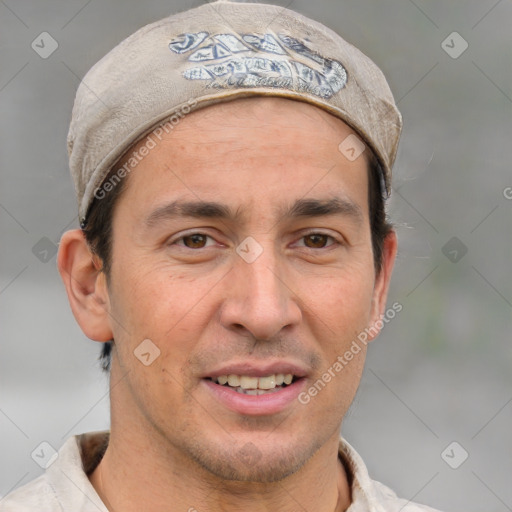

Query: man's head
<box><xmin>58</xmin><ymin>0</ymin><xmax>401</xmax><ymax>484</ymax></box>
<box><xmin>59</xmin><ymin>96</ymin><xmax>397</xmax><ymax>482</ymax></box>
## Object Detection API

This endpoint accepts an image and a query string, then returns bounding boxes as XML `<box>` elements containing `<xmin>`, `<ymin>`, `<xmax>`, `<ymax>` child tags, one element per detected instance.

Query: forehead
<box><xmin>114</xmin><ymin>97</ymin><xmax>371</xmax><ymax>220</ymax></box>
<box><xmin>172</xmin><ymin>96</ymin><xmax>357</xmax><ymax>146</ymax></box>
<box><xmin>120</xmin><ymin>96</ymin><xmax>364</xmax><ymax>159</ymax></box>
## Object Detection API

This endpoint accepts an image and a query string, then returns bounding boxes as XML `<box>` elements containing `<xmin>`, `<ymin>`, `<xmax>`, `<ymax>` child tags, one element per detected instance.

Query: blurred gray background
<box><xmin>1</xmin><ymin>0</ymin><xmax>511</xmax><ymax>510</ymax></box>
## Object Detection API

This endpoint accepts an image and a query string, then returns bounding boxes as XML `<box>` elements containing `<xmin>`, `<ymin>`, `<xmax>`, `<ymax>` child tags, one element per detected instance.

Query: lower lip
<box><xmin>202</xmin><ymin>378</ymin><xmax>306</xmax><ymax>416</ymax></box>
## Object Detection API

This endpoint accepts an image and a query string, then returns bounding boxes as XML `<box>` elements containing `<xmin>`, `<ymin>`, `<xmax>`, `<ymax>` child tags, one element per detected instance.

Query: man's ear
<box><xmin>367</xmin><ymin>230</ymin><xmax>398</xmax><ymax>342</ymax></box>
<box><xmin>57</xmin><ymin>229</ymin><xmax>113</xmax><ymax>342</ymax></box>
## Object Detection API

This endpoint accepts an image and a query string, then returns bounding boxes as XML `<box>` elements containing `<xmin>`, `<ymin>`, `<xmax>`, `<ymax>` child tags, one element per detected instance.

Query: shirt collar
<box><xmin>338</xmin><ymin>436</ymin><xmax>388</xmax><ymax>512</ymax></box>
<box><xmin>45</xmin><ymin>431</ymin><xmax>109</xmax><ymax>512</ymax></box>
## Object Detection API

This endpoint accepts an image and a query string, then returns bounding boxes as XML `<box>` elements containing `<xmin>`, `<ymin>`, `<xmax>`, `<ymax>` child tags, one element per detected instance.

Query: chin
<box><xmin>185</xmin><ymin>435</ymin><xmax>323</xmax><ymax>483</ymax></box>
<box><xmin>197</xmin><ymin>452</ymin><xmax>306</xmax><ymax>483</ymax></box>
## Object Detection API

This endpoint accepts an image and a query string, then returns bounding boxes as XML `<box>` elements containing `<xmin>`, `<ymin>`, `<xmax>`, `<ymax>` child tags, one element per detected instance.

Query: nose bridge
<box><xmin>221</xmin><ymin>235</ymin><xmax>301</xmax><ymax>339</ymax></box>
<box><xmin>244</xmin><ymin>238</ymin><xmax>282</xmax><ymax>303</ymax></box>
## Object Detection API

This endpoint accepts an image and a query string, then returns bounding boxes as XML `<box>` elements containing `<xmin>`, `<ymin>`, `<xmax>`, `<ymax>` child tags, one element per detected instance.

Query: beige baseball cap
<box><xmin>67</xmin><ymin>0</ymin><xmax>402</xmax><ymax>226</ymax></box>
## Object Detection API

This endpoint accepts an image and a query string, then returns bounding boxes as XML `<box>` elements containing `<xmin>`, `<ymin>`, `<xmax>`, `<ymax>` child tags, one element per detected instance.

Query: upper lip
<box><xmin>203</xmin><ymin>360</ymin><xmax>309</xmax><ymax>379</ymax></box>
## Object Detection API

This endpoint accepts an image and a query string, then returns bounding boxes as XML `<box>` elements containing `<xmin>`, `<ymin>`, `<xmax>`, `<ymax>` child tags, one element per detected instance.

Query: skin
<box><xmin>58</xmin><ymin>97</ymin><xmax>397</xmax><ymax>512</ymax></box>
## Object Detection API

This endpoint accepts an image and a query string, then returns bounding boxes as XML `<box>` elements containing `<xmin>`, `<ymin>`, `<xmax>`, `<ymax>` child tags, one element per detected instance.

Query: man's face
<box><xmin>104</xmin><ymin>97</ymin><xmax>393</xmax><ymax>482</ymax></box>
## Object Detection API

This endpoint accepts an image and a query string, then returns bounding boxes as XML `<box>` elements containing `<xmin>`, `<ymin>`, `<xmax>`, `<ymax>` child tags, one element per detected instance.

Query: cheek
<box><xmin>105</xmin><ymin>264</ymin><xmax>203</xmax><ymax>411</ymax></box>
<box><xmin>298</xmin><ymin>266</ymin><xmax>374</xmax><ymax>412</ymax></box>
<box><xmin>301</xmin><ymin>270</ymin><xmax>371</xmax><ymax>413</ymax></box>
<box><xmin>107</xmin><ymin>257</ymin><xmax>218</xmax><ymax>362</ymax></box>
<box><xmin>303</xmin><ymin>264</ymin><xmax>376</xmax><ymax>338</ymax></box>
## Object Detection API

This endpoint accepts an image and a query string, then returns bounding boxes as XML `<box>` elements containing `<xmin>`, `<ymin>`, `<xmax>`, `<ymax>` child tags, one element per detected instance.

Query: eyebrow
<box><xmin>144</xmin><ymin>197</ymin><xmax>363</xmax><ymax>228</ymax></box>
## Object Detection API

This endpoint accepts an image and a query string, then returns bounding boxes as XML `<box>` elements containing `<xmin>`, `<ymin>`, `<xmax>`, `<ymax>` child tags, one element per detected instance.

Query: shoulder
<box><xmin>0</xmin><ymin>432</ymin><xmax>109</xmax><ymax>512</ymax></box>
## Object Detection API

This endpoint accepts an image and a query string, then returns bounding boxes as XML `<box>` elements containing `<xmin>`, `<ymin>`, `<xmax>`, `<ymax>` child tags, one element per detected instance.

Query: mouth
<box><xmin>207</xmin><ymin>373</ymin><xmax>298</xmax><ymax>396</ymax></box>
<box><xmin>202</xmin><ymin>366</ymin><xmax>307</xmax><ymax>415</ymax></box>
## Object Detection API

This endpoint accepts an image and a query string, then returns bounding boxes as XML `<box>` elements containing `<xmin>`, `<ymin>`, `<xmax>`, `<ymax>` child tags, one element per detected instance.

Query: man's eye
<box><xmin>173</xmin><ymin>233</ymin><xmax>215</xmax><ymax>249</ymax></box>
<box><xmin>297</xmin><ymin>233</ymin><xmax>338</xmax><ymax>249</ymax></box>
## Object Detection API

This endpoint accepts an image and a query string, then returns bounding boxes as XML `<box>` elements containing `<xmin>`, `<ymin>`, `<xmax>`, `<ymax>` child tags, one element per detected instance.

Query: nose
<box><xmin>219</xmin><ymin>240</ymin><xmax>302</xmax><ymax>341</ymax></box>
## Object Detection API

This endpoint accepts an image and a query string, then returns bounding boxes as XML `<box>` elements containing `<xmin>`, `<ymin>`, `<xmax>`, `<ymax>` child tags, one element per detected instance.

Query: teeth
<box><xmin>240</xmin><ymin>376</ymin><xmax>258</xmax><ymax>389</ymax></box>
<box><xmin>227</xmin><ymin>375</ymin><xmax>240</xmax><ymax>387</ymax></box>
<box><xmin>243</xmin><ymin>389</ymin><xmax>268</xmax><ymax>396</ymax></box>
<box><xmin>213</xmin><ymin>373</ymin><xmax>295</xmax><ymax>390</ymax></box>
<box><xmin>258</xmin><ymin>375</ymin><xmax>276</xmax><ymax>390</ymax></box>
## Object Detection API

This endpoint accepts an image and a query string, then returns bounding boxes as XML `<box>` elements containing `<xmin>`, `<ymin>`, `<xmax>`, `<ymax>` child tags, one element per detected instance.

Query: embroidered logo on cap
<box><xmin>169</xmin><ymin>31</ymin><xmax>347</xmax><ymax>99</ymax></box>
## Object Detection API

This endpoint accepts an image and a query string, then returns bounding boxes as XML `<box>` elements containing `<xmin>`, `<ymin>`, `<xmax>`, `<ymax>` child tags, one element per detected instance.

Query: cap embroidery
<box><xmin>169</xmin><ymin>31</ymin><xmax>347</xmax><ymax>99</ymax></box>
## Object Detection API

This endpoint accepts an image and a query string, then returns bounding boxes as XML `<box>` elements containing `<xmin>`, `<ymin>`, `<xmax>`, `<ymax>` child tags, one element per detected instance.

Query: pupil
<box><xmin>185</xmin><ymin>234</ymin><xmax>206</xmax><ymax>248</ymax></box>
<box><xmin>306</xmin><ymin>234</ymin><xmax>326</xmax><ymax>248</ymax></box>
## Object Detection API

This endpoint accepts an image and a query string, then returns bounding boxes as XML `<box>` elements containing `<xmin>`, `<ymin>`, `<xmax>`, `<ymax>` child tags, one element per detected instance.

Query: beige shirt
<box><xmin>0</xmin><ymin>431</ymin><xmax>442</xmax><ymax>512</ymax></box>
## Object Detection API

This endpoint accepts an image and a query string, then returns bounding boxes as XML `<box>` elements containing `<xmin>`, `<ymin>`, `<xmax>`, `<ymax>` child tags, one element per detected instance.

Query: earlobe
<box><xmin>367</xmin><ymin>230</ymin><xmax>398</xmax><ymax>342</ymax></box>
<box><xmin>57</xmin><ymin>229</ymin><xmax>113</xmax><ymax>342</ymax></box>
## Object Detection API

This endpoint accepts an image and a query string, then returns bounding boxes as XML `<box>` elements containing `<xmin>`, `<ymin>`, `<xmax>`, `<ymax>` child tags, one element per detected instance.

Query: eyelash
<box><xmin>170</xmin><ymin>231</ymin><xmax>340</xmax><ymax>250</ymax></box>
